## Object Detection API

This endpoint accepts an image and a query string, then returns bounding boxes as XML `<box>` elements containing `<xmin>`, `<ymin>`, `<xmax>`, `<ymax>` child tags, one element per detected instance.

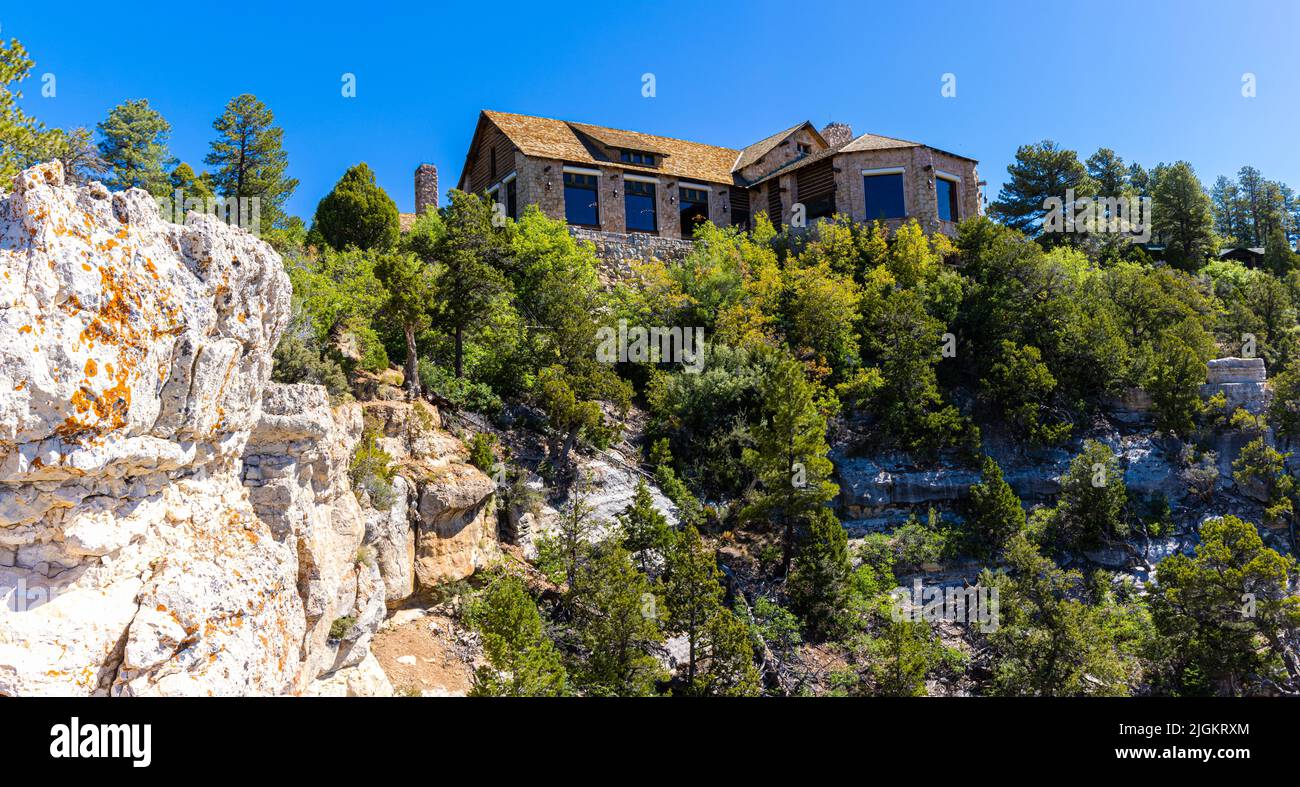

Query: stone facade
<box><xmin>832</xmin><ymin>146</ymin><xmax>980</xmax><ymax>235</ymax></box>
<box><xmin>414</xmin><ymin>163</ymin><xmax>438</xmax><ymax>215</ymax></box>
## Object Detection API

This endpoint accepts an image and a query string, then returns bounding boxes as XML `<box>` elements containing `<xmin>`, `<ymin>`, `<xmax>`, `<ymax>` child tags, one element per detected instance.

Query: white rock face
<box><xmin>1202</xmin><ymin>357</ymin><xmax>1270</xmax><ymax>414</ymax></box>
<box><xmin>242</xmin><ymin>383</ymin><xmax>386</xmax><ymax>688</ymax></box>
<box><xmin>0</xmin><ymin>162</ymin><xmax>326</xmax><ymax>695</ymax></box>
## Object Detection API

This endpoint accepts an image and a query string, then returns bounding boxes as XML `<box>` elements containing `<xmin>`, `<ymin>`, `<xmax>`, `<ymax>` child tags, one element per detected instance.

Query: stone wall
<box><xmin>568</xmin><ymin>226</ymin><xmax>696</xmax><ymax>280</ymax></box>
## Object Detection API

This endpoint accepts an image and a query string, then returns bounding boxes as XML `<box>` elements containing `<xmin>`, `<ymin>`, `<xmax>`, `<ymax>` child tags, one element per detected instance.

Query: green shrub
<box><xmin>350</xmin><ymin>431</ymin><xmax>396</xmax><ymax>510</ymax></box>
<box><xmin>329</xmin><ymin>615</ymin><xmax>356</xmax><ymax>640</ymax></box>
<box><xmin>467</xmin><ymin>432</ymin><xmax>498</xmax><ymax>474</ymax></box>
<box><xmin>419</xmin><ymin>359</ymin><xmax>503</xmax><ymax>415</ymax></box>
<box><xmin>889</xmin><ymin>509</ymin><xmax>956</xmax><ymax>574</ymax></box>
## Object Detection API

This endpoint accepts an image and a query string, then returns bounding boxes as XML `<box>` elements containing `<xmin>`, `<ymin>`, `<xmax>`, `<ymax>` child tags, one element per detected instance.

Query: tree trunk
<box><xmin>404</xmin><ymin>323</ymin><xmax>422</xmax><ymax>399</ymax></box>
<box><xmin>454</xmin><ymin>325</ymin><xmax>464</xmax><ymax>379</ymax></box>
<box><xmin>558</xmin><ymin>425</ymin><xmax>580</xmax><ymax>468</ymax></box>
<box><xmin>780</xmin><ymin>519</ymin><xmax>794</xmax><ymax>576</ymax></box>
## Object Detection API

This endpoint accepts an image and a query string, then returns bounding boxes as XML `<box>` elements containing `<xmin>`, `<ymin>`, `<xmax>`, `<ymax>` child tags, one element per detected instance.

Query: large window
<box><xmin>564</xmin><ymin>172</ymin><xmax>599</xmax><ymax>226</ymax></box>
<box><xmin>625</xmin><ymin>180</ymin><xmax>657</xmax><ymax>232</ymax></box>
<box><xmin>679</xmin><ymin>186</ymin><xmax>709</xmax><ymax>238</ymax></box>
<box><xmin>936</xmin><ymin>176</ymin><xmax>959</xmax><ymax>222</ymax></box>
<box><xmin>863</xmin><ymin>171</ymin><xmax>906</xmax><ymax>220</ymax></box>
<box><xmin>505</xmin><ymin>178</ymin><xmax>517</xmax><ymax>220</ymax></box>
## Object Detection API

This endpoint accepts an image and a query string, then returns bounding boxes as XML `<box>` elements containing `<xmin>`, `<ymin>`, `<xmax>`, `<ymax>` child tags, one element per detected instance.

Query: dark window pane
<box><xmin>936</xmin><ymin>177</ymin><xmax>958</xmax><ymax>222</ymax></box>
<box><xmin>625</xmin><ymin>180</ymin><xmax>657</xmax><ymax>232</ymax></box>
<box><xmin>680</xmin><ymin>187</ymin><xmax>709</xmax><ymax>237</ymax></box>
<box><xmin>804</xmin><ymin>192</ymin><xmax>836</xmax><ymax>221</ymax></box>
<box><xmin>564</xmin><ymin>172</ymin><xmax>599</xmax><ymax>226</ymax></box>
<box><xmin>506</xmin><ymin>179</ymin><xmax>517</xmax><ymax>220</ymax></box>
<box><xmin>863</xmin><ymin>173</ymin><xmax>906</xmax><ymax>220</ymax></box>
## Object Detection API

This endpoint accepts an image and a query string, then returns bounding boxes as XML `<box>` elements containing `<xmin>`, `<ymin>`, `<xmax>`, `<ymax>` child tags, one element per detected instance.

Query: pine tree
<box><xmin>555</xmin><ymin>470</ymin><xmax>598</xmax><ymax>588</ymax></box>
<box><xmin>741</xmin><ymin>352</ymin><xmax>837</xmax><ymax>575</ymax></box>
<box><xmin>1150</xmin><ymin>515</ymin><xmax>1300</xmax><ymax>694</ymax></box>
<box><xmin>1145</xmin><ymin>334</ymin><xmax>1206</xmax><ymax>435</ymax></box>
<box><xmin>312</xmin><ymin>162</ymin><xmax>399</xmax><ymax>251</ymax></box>
<box><xmin>569</xmin><ymin>542</ymin><xmax>666</xmax><ymax>696</ymax></box>
<box><xmin>786</xmin><ymin>508</ymin><xmax>851</xmax><ymax>640</ymax></box>
<box><xmin>168</xmin><ymin>162</ymin><xmax>214</xmax><ymax>213</ymax></box>
<box><xmin>434</xmin><ymin>190</ymin><xmax>509</xmax><ymax>378</ymax></box>
<box><xmin>1085</xmin><ymin>148</ymin><xmax>1129</xmax><ymax>196</ymax></box>
<box><xmin>96</xmin><ymin>99</ymin><xmax>174</xmax><ymax>196</ymax></box>
<box><xmin>990</xmin><ymin>140</ymin><xmax>1095</xmax><ymax>243</ymax></box>
<box><xmin>466</xmin><ymin>574</ymin><xmax>569</xmax><ymax>697</ymax></box>
<box><xmin>618</xmin><ymin>478</ymin><xmax>673</xmax><ymax>574</ymax></box>
<box><xmin>1262</xmin><ymin>223</ymin><xmax>1298</xmax><ymax>277</ymax></box>
<box><xmin>373</xmin><ymin>248</ymin><xmax>436</xmax><ymax>398</ymax></box>
<box><xmin>697</xmin><ymin>607</ymin><xmax>761</xmax><ymax>696</ymax></box>
<box><xmin>664</xmin><ymin>525</ymin><xmax>724</xmax><ymax>689</ymax></box>
<box><xmin>983</xmin><ymin>533</ymin><xmax>1139</xmax><ymax>696</ymax></box>
<box><xmin>0</xmin><ymin>38</ymin><xmax>48</xmax><ymax>181</ymax></box>
<box><xmin>1152</xmin><ymin>161</ymin><xmax>1215</xmax><ymax>271</ymax></box>
<box><xmin>967</xmin><ymin>455</ymin><xmax>1025</xmax><ymax>557</ymax></box>
<box><xmin>204</xmin><ymin>94</ymin><xmax>298</xmax><ymax>230</ymax></box>
<box><xmin>863</xmin><ymin>615</ymin><xmax>950</xmax><ymax>697</ymax></box>
<box><xmin>1050</xmin><ymin>440</ymin><xmax>1128</xmax><ymax>550</ymax></box>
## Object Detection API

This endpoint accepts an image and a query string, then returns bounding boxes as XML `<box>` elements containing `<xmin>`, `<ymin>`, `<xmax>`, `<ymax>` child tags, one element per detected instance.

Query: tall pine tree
<box><xmin>204</xmin><ymin>94</ymin><xmax>298</xmax><ymax>230</ymax></box>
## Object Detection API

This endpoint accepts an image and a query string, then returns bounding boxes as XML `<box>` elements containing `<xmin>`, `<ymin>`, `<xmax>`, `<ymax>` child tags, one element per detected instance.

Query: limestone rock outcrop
<box><xmin>355</xmin><ymin>400</ymin><xmax>499</xmax><ymax>600</ymax></box>
<box><xmin>242</xmin><ymin>383</ymin><xmax>385</xmax><ymax>687</ymax></box>
<box><xmin>1202</xmin><ymin>356</ymin><xmax>1270</xmax><ymax>413</ymax></box>
<box><xmin>0</xmin><ymin>163</ymin><xmax>401</xmax><ymax>696</ymax></box>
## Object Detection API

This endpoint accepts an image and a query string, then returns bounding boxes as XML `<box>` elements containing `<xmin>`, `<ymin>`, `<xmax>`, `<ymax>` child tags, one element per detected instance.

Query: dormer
<box><xmin>618</xmin><ymin>149</ymin><xmax>659</xmax><ymax>167</ymax></box>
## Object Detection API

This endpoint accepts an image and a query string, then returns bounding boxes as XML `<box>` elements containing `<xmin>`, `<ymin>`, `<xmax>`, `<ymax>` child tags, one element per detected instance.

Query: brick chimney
<box><xmin>820</xmin><ymin>121</ymin><xmax>854</xmax><ymax>148</ymax></box>
<box><xmin>414</xmin><ymin>163</ymin><xmax>438</xmax><ymax>215</ymax></box>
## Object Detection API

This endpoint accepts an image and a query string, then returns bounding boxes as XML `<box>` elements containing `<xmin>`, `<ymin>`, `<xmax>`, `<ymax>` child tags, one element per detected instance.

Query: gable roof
<box><xmin>476</xmin><ymin>110</ymin><xmax>741</xmax><ymax>185</ymax></box>
<box><xmin>731</xmin><ymin>121</ymin><xmax>817</xmax><ymax>173</ymax></box>
<box><xmin>748</xmin><ymin>143</ymin><xmax>846</xmax><ymax>187</ymax></box>
<box><xmin>746</xmin><ymin>129</ymin><xmax>981</xmax><ymax>187</ymax></box>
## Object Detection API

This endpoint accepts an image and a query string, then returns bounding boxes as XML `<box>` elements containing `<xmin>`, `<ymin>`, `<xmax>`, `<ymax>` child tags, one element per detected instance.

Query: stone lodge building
<box><xmin>408</xmin><ymin>110</ymin><xmax>981</xmax><ymax>257</ymax></box>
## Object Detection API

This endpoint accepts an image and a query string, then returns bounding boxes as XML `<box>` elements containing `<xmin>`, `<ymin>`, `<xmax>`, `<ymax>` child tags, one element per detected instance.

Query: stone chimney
<box><xmin>414</xmin><ymin>163</ymin><xmax>438</xmax><ymax>215</ymax></box>
<box><xmin>820</xmin><ymin>121</ymin><xmax>854</xmax><ymax>148</ymax></box>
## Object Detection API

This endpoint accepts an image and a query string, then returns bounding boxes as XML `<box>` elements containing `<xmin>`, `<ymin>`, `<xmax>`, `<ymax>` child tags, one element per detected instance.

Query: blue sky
<box><xmin>6</xmin><ymin>0</ymin><xmax>1299</xmax><ymax>219</ymax></box>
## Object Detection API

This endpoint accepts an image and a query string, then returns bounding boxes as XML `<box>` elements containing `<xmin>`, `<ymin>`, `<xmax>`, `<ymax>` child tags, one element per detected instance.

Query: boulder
<box><xmin>413</xmin><ymin>462</ymin><xmax>497</xmax><ymax>588</ymax></box>
<box><xmin>0</xmin><ymin>162</ymin><xmax>301</xmax><ymax>695</ymax></box>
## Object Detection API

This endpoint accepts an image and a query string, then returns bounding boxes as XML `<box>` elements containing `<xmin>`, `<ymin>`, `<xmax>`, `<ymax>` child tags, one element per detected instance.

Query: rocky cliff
<box><xmin>0</xmin><ymin>163</ymin><xmax>496</xmax><ymax>696</ymax></box>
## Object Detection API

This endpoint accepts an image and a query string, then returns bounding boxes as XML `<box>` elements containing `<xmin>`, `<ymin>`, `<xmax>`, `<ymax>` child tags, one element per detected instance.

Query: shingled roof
<box><xmin>480</xmin><ymin>110</ymin><xmax>741</xmax><ymax>184</ymax></box>
<box><xmin>731</xmin><ymin>121</ymin><xmax>817</xmax><ymax>173</ymax></box>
